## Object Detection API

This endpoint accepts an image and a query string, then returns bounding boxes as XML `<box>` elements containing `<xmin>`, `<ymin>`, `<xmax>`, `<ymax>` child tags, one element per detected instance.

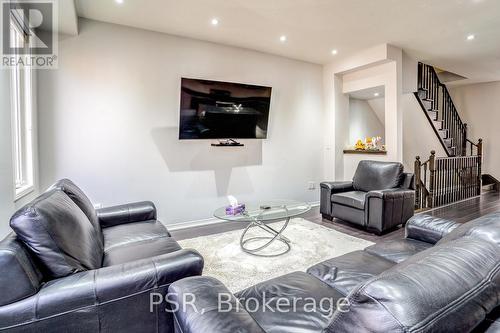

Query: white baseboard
<box><xmin>167</xmin><ymin>201</ymin><xmax>320</xmax><ymax>231</ymax></box>
<box><xmin>167</xmin><ymin>217</ymin><xmax>222</xmax><ymax>231</ymax></box>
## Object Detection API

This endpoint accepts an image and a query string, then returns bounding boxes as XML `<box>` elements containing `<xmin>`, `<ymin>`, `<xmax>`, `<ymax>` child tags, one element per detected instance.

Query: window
<box><xmin>10</xmin><ymin>19</ymin><xmax>34</xmax><ymax>199</ymax></box>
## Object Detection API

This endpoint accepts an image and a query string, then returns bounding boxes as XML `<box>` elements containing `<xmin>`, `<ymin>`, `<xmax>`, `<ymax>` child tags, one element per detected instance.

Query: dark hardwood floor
<box><xmin>170</xmin><ymin>190</ymin><xmax>500</xmax><ymax>243</ymax></box>
<box><xmin>423</xmin><ymin>190</ymin><xmax>500</xmax><ymax>223</ymax></box>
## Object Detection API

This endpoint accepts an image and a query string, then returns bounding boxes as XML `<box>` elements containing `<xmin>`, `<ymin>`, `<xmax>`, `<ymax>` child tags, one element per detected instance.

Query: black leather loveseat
<box><xmin>320</xmin><ymin>160</ymin><xmax>415</xmax><ymax>234</ymax></box>
<box><xmin>169</xmin><ymin>212</ymin><xmax>500</xmax><ymax>332</ymax></box>
<box><xmin>0</xmin><ymin>179</ymin><xmax>204</xmax><ymax>332</ymax></box>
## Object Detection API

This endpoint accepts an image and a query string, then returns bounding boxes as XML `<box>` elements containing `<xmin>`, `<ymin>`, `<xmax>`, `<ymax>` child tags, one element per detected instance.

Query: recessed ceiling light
<box><xmin>374</xmin><ymin>93</ymin><xmax>380</xmax><ymax>97</ymax></box>
<box><xmin>211</xmin><ymin>18</ymin><xmax>219</xmax><ymax>26</ymax></box>
<box><xmin>280</xmin><ymin>35</ymin><xmax>287</xmax><ymax>42</ymax></box>
<box><xmin>467</xmin><ymin>34</ymin><xmax>475</xmax><ymax>40</ymax></box>
<box><xmin>115</xmin><ymin>0</ymin><xmax>124</xmax><ymax>4</ymax></box>
<box><xmin>331</xmin><ymin>49</ymin><xmax>338</xmax><ymax>55</ymax></box>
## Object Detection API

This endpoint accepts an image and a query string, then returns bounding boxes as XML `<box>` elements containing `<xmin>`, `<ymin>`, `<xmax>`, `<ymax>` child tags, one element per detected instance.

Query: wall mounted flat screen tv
<box><xmin>179</xmin><ymin>78</ymin><xmax>272</xmax><ymax>139</ymax></box>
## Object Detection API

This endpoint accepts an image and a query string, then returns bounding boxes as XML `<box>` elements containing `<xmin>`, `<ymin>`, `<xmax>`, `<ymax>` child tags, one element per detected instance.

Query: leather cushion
<box><xmin>331</xmin><ymin>191</ymin><xmax>366</xmax><ymax>210</ymax></box>
<box><xmin>102</xmin><ymin>220</ymin><xmax>170</xmax><ymax>252</ymax></box>
<box><xmin>236</xmin><ymin>271</ymin><xmax>344</xmax><ymax>333</ymax></box>
<box><xmin>10</xmin><ymin>190</ymin><xmax>104</xmax><ymax>279</ymax></box>
<box><xmin>0</xmin><ymin>234</ymin><xmax>43</xmax><ymax>306</ymax></box>
<box><xmin>50</xmin><ymin>179</ymin><xmax>104</xmax><ymax>256</ymax></box>
<box><xmin>364</xmin><ymin>238</ymin><xmax>432</xmax><ymax>263</ymax></box>
<box><xmin>331</xmin><ymin>203</ymin><xmax>365</xmax><ymax>226</ymax></box>
<box><xmin>50</xmin><ymin>179</ymin><xmax>101</xmax><ymax>234</ymax></box>
<box><xmin>169</xmin><ymin>276</ymin><xmax>266</xmax><ymax>333</ymax></box>
<box><xmin>438</xmin><ymin>211</ymin><xmax>500</xmax><ymax>246</ymax></box>
<box><xmin>326</xmin><ymin>237</ymin><xmax>500</xmax><ymax>333</ymax></box>
<box><xmin>352</xmin><ymin>160</ymin><xmax>403</xmax><ymax>192</ymax></box>
<box><xmin>406</xmin><ymin>214</ymin><xmax>459</xmax><ymax>244</ymax></box>
<box><xmin>307</xmin><ymin>250</ymin><xmax>394</xmax><ymax>296</ymax></box>
<box><xmin>103</xmin><ymin>230</ymin><xmax>181</xmax><ymax>267</ymax></box>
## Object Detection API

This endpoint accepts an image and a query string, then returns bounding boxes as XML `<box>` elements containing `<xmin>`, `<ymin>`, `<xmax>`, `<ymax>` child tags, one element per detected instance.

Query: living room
<box><xmin>0</xmin><ymin>1</ymin><xmax>499</xmax><ymax>332</ymax></box>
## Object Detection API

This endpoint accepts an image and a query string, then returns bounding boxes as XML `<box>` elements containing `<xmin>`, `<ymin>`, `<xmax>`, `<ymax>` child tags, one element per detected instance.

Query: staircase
<box><xmin>414</xmin><ymin>63</ymin><xmax>499</xmax><ymax>210</ymax></box>
<box><xmin>415</xmin><ymin>62</ymin><xmax>472</xmax><ymax>157</ymax></box>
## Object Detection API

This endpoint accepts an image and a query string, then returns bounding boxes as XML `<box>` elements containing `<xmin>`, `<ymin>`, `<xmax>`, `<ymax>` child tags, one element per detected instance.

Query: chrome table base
<box><xmin>239</xmin><ymin>207</ymin><xmax>291</xmax><ymax>257</ymax></box>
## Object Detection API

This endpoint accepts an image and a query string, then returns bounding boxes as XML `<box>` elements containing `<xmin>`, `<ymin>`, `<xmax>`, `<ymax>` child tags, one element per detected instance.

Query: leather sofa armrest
<box><xmin>320</xmin><ymin>181</ymin><xmax>354</xmax><ymax>218</ymax></box>
<box><xmin>95</xmin><ymin>248</ymin><xmax>204</xmax><ymax>298</ymax></box>
<box><xmin>169</xmin><ymin>276</ymin><xmax>265</xmax><ymax>333</ymax></box>
<box><xmin>365</xmin><ymin>189</ymin><xmax>415</xmax><ymax>234</ymax></box>
<box><xmin>0</xmin><ymin>249</ymin><xmax>204</xmax><ymax>331</ymax></box>
<box><xmin>401</xmin><ymin>172</ymin><xmax>415</xmax><ymax>190</ymax></box>
<box><xmin>405</xmin><ymin>214</ymin><xmax>460</xmax><ymax>244</ymax></box>
<box><xmin>366</xmin><ymin>188</ymin><xmax>414</xmax><ymax>199</ymax></box>
<box><xmin>320</xmin><ymin>181</ymin><xmax>354</xmax><ymax>193</ymax></box>
<box><xmin>97</xmin><ymin>201</ymin><xmax>157</xmax><ymax>228</ymax></box>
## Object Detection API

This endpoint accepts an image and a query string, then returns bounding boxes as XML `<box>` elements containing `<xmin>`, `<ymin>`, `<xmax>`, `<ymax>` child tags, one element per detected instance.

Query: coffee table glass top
<box><xmin>214</xmin><ymin>200</ymin><xmax>311</xmax><ymax>222</ymax></box>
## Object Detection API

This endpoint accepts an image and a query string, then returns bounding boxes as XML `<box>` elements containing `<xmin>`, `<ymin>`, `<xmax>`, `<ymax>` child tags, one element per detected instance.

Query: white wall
<box><xmin>342</xmin><ymin>61</ymin><xmax>402</xmax><ymax>179</ymax></box>
<box><xmin>402</xmin><ymin>93</ymin><xmax>446</xmax><ymax>171</ymax></box>
<box><xmin>449</xmin><ymin>81</ymin><xmax>500</xmax><ymax>177</ymax></box>
<box><xmin>367</xmin><ymin>97</ymin><xmax>385</xmax><ymax>125</ymax></box>
<box><xmin>0</xmin><ymin>69</ymin><xmax>14</xmax><ymax>237</ymax></box>
<box><xmin>343</xmin><ymin>91</ymin><xmax>445</xmax><ymax>180</ymax></box>
<box><xmin>348</xmin><ymin>98</ymin><xmax>385</xmax><ymax>145</ymax></box>
<box><xmin>37</xmin><ymin>19</ymin><xmax>324</xmax><ymax>225</ymax></box>
<box><xmin>323</xmin><ymin>44</ymin><xmax>404</xmax><ymax>180</ymax></box>
<box><xmin>402</xmin><ymin>51</ymin><xmax>418</xmax><ymax>94</ymax></box>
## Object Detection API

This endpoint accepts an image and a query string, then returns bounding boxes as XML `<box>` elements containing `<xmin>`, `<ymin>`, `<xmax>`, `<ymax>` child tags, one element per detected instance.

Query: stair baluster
<box><xmin>415</xmin><ymin>63</ymin><xmax>470</xmax><ymax>157</ymax></box>
<box><xmin>414</xmin><ymin>139</ymin><xmax>483</xmax><ymax>210</ymax></box>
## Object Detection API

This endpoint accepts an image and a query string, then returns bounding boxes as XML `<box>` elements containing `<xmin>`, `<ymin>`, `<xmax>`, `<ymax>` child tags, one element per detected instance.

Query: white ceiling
<box><xmin>349</xmin><ymin>86</ymin><xmax>385</xmax><ymax>100</ymax></box>
<box><xmin>73</xmin><ymin>0</ymin><xmax>500</xmax><ymax>84</ymax></box>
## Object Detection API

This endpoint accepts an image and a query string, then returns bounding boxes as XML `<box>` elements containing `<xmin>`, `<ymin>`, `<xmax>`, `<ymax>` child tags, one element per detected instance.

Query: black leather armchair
<box><xmin>169</xmin><ymin>213</ymin><xmax>500</xmax><ymax>333</ymax></box>
<box><xmin>320</xmin><ymin>160</ymin><xmax>415</xmax><ymax>234</ymax></box>
<box><xmin>0</xmin><ymin>179</ymin><xmax>204</xmax><ymax>332</ymax></box>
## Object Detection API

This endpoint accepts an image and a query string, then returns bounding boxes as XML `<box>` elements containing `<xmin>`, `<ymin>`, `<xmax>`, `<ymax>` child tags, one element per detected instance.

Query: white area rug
<box><xmin>179</xmin><ymin>218</ymin><xmax>374</xmax><ymax>292</ymax></box>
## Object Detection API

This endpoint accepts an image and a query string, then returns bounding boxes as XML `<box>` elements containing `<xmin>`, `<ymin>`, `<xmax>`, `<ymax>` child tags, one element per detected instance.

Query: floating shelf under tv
<box><xmin>211</xmin><ymin>139</ymin><xmax>244</xmax><ymax>147</ymax></box>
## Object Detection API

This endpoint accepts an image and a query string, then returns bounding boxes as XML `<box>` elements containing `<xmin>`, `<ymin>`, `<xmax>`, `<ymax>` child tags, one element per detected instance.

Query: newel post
<box><xmin>477</xmin><ymin>139</ymin><xmax>483</xmax><ymax>194</ymax></box>
<box><xmin>414</xmin><ymin>156</ymin><xmax>421</xmax><ymax>209</ymax></box>
<box><xmin>428</xmin><ymin>151</ymin><xmax>436</xmax><ymax>208</ymax></box>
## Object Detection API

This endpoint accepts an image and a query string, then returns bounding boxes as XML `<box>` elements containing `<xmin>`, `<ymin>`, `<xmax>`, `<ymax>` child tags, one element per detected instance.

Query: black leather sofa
<box><xmin>0</xmin><ymin>179</ymin><xmax>204</xmax><ymax>332</ymax></box>
<box><xmin>169</xmin><ymin>212</ymin><xmax>500</xmax><ymax>333</ymax></box>
<box><xmin>320</xmin><ymin>160</ymin><xmax>415</xmax><ymax>234</ymax></box>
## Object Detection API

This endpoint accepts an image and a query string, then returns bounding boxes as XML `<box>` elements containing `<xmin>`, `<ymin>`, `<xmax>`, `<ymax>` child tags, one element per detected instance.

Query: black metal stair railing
<box><xmin>414</xmin><ymin>139</ymin><xmax>483</xmax><ymax>210</ymax></box>
<box><xmin>414</xmin><ymin>63</ymin><xmax>495</xmax><ymax>209</ymax></box>
<box><xmin>416</xmin><ymin>62</ymin><xmax>471</xmax><ymax>157</ymax></box>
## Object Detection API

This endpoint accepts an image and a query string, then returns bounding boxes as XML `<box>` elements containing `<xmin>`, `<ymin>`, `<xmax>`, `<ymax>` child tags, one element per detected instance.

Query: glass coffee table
<box><xmin>214</xmin><ymin>200</ymin><xmax>311</xmax><ymax>257</ymax></box>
